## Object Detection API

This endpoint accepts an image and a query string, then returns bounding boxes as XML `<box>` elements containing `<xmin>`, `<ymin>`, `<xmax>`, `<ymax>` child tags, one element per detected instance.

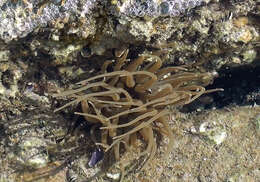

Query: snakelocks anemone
<box><xmin>54</xmin><ymin>48</ymin><xmax>222</xmax><ymax>180</ymax></box>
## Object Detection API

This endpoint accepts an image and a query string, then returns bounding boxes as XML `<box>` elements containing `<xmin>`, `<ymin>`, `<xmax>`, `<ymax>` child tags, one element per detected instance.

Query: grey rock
<box><xmin>108</xmin><ymin>0</ymin><xmax>204</xmax><ymax>17</ymax></box>
<box><xmin>0</xmin><ymin>0</ymin><xmax>97</xmax><ymax>42</ymax></box>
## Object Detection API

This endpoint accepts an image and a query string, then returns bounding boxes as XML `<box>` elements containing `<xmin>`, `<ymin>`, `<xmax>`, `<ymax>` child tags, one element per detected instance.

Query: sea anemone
<box><xmin>54</xmin><ymin>48</ymin><xmax>221</xmax><ymax>180</ymax></box>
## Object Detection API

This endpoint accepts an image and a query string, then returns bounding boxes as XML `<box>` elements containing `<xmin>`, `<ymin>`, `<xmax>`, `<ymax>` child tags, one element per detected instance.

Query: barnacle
<box><xmin>54</xmin><ymin>48</ymin><xmax>222</xmax><ymax>180</ymax></box>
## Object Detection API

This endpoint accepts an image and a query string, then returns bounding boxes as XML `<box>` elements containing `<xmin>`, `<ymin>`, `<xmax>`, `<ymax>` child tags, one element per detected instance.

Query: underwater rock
<box><xmin>0</xmin><ymin>0</ymin><xmax>97</xmax><ymax>42</ymax></box>
<box><xmin>108</xmin><ymin>0</ymin><xmax>205</xmax><ymax>17</ymax></box>
<box><xmin>106</xmin><ymin>172</ymin><xmax>121</xmax><ymax>180</ymax></box>
<box><xmin>12</xmin><ymin>137</ymin><xmax>49</xmax><ymax>169</ymax></box>
<box><xmin>0</xmin><ymin>50</ymin><xmax>10</xmax><ymax>62</ymax></box>
<box><xmin>199</xmin><ymin>121</ymin><xmax>227</xmax><ymax>145</ymax></box>
<box><xmin>0</xmin><ymin>0</ymin><xmax>209</xmax><ymax>42</ymax></box>
<box><xmin>0</xmin><ymin>66</ymin><xmax>22</xmax><ymax>98</ymax></box>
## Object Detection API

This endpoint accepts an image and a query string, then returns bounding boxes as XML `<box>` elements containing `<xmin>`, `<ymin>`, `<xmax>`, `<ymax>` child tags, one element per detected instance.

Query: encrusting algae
<box><xmin>54</xmin><ymin>48</ymin><xmax>222</xmax><ymax>180</ymax></box>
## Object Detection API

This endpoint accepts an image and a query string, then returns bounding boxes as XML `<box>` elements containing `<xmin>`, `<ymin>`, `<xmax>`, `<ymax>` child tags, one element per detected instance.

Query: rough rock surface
<box><xmin>0</xmin><ymin>0</ymin><xmax>259</xmax><ymax>181</ymax></box>
<box><xmin>0</xmin><ymin>0</ymin><xmax>97</xmax><ymax>42</ymax></box>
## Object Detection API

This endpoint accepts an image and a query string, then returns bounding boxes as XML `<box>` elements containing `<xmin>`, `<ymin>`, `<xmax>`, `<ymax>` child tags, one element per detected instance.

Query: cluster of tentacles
<box><xmin>54</xmin><ymin>49</ymin><xmax>221</xmax><ymax>178</ymax></box>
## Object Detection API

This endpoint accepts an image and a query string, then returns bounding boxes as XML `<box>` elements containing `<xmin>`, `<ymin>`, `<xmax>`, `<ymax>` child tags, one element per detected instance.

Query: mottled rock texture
<box><xmin>0</xmin><ymin>0</ymin><xmax>97</xmax><ymax>41</ymax></box>
<box><xmin>108</xmin><ymin>0</ymin><xmax>204</xmax><ymax>17</ymax></box>
<box><xmin>0</xmin><ymin>0</ymin><xmax>209</xmax><ymax>42</ymax></box>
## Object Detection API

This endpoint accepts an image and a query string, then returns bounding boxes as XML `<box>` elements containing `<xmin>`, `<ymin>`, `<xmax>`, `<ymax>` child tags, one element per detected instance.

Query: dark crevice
<box><xmin>206</xmin><ymin>62</ymin><xmax>260</xmax><ymax>108</ymax></box>
<box><xmin>181</xmin><ymin>61</ymin><xmax>260</xmax><ymax>112</ymax></box>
